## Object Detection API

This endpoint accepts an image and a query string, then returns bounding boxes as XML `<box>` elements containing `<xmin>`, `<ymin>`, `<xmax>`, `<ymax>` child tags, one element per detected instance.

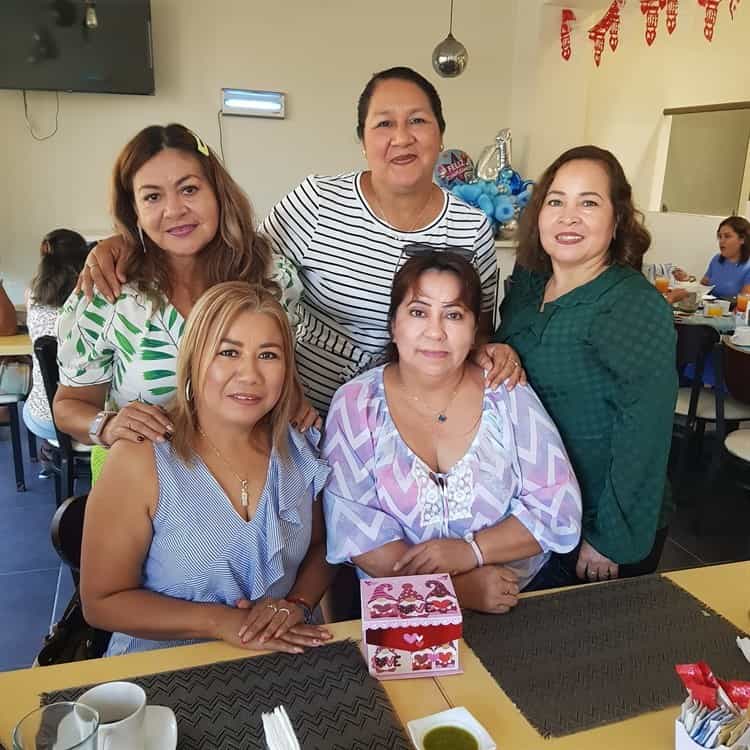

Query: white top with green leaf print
<box><xmin>56</xmin><ymin>256</ymin><xmax>302</xmax><ymax>410</ymax></box>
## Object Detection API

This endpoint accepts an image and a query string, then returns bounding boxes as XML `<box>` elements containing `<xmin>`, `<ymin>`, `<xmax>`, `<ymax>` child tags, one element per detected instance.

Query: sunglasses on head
<box><xmin>402</xmin><ymin>243</ymin><xmax>476</xmax><ymax>261</ymax></box>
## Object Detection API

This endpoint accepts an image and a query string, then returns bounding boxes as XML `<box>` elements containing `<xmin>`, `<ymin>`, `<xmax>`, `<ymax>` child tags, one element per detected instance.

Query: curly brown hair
<box><xmin>111</xmin><ymin>123</ymin><xmax>276</xmax><ymax>299</ymax></box>
<box><xmin>515</xmin><ymin>145</ymin><xmax>651</xmax><ymax>274</ymax></box>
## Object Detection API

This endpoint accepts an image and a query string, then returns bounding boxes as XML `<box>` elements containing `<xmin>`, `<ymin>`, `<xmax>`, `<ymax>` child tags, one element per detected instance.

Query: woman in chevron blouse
<box><xmin>322</xmin><ymin>251</ymin><xmax>582</xmax><ymax>613</ymax></box>
<box><xmin>54</xmin><ymin>123</ymin><xmax>310</xmax><ymax>454</ymax></box>
<box><xmin>81</xmin><ymin>283</ymin><xmax>333</xmax><ymax>655</ymax></box>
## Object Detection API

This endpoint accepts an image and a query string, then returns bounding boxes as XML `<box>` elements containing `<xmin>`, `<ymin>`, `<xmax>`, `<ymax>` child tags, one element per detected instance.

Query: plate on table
<box><xmin>407</xmin><ymin>707</ymin><xmax>495</xmax><ymax>750</ymax></box>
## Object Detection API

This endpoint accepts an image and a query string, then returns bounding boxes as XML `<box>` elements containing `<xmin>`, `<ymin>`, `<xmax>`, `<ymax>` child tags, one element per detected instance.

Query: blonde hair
<box><xmin>110</xmin><ymin>123</ymin><xmax>277</xmax><ymax>300</ymax></box>
<box><xmin>169</xmin><ymin>281</ymin><xmax>301</xmax><ymax>463</ymax></box>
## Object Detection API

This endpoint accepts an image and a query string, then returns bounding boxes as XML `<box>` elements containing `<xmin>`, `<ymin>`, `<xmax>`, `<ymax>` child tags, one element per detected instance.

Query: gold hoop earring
<box><xmin>137</xmin><ymin>223</ymin><xmax>147</xmax><ymax>254</ymax></box>
<box><xmin>185</xmin><ymin>378</ymin><xmax>192</xmax><ymax>402</ymax></box>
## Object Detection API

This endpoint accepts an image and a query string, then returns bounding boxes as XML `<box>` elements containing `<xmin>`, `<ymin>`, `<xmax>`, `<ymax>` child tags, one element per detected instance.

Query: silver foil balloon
<box><xmin>497</xmin><ymin>218</ymin><xmax>519</xmax><ymax>241</ymax></box>
<box><xmin>432</xmin><ymin>0</ymin><xmax>468</xmax><ymax>78</ymax></box>
<box><xmin>432</xmin><ymin>33</ymin><xmax>468</xmax><ymax>78</ymax></box>
<box><xmin>476</xmin><ymin>129</ymin><xmax>513</xmax><ymax>181</ymax></box>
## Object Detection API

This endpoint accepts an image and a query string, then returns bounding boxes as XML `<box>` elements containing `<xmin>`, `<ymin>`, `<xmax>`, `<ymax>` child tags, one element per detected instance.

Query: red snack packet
<box><xmin>675</xmin><ymin>663</ymin><xmax>750</xmax><ymax>710</ymax></box>
<box><xmin>675</xmin><ymin>662</ymin><xmax>720</xmax><ymax>709</ymax></box>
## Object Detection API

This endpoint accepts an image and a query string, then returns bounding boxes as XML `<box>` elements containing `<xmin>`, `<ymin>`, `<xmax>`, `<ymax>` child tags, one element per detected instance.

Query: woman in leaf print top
<box><xmin>55</xmin><ymin>124</ymin><xmax>304</xmax><ymax>448</ymax></box>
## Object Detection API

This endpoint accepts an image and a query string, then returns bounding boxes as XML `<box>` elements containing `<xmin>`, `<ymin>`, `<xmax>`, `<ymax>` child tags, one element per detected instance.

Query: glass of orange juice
<box><xmin>736</xmin><ymin>294</ymin><xmax>749</xmax><ymax>313</ymax></box>
<box><xmin>706</xmin><ymin>303</ymin><xmax>723</xmax><ymax>317</ymax></box>
<box><xmin>654</xmin><ymin>276</ymin><xmax>670</xmax><ymax>293</ymax></box>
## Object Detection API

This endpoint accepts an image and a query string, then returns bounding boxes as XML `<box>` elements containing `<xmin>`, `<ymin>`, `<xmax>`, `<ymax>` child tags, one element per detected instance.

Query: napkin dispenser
<box><xmin>360</xmin><ymin>574</ymin><xmax>463</xmax><ymax>680</ymax></box>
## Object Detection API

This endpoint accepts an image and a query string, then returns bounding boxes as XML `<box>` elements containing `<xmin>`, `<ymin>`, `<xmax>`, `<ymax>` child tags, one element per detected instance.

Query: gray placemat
<box><xmin>42</xmin><ymin>639</ymin><xmax>411</xmax><ymax>749</ymax></box>
<box><xmin>462</xmin><ymin>574</ymin><xmax>750</xmax><ymax>738</ymax></box>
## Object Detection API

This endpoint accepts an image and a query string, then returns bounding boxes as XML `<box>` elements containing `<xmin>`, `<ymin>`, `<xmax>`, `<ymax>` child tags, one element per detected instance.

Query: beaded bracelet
<box><xmin>286</xmin><ymin>596</ymin><xmax>314</xmax><ymax>624</ymax></box>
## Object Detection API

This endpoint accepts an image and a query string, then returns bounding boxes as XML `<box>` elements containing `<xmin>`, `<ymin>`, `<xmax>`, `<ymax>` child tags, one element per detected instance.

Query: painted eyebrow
<box><xmin>546</xmin><ymin>189</ymin><xmax>604</xmax><ymax>199</ymax></box>
<box><xmin>408</xmin><ymin>297</ymin><xmax>466</xmax><ymax>309</ymax></box>
<box><xmin>137</xmin><ymin>174</ymin><xmax>202</xmax><ymax>192</ymax></box>
<box><xmin>219</xmin><ymin>339</ymin><xmax>282</xmax><ymax>349</ymax></box>
<box><xmin>370</xmin><ymin>107</ymin><xmax>430</xmax><ymax>117</ymax></box>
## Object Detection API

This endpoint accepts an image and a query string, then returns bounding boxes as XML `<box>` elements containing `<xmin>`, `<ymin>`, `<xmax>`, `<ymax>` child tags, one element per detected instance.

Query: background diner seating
<box><xmin>33</xmin><ymin>336</ymin><xmax>91</xmax><ymax>506</ymax></box>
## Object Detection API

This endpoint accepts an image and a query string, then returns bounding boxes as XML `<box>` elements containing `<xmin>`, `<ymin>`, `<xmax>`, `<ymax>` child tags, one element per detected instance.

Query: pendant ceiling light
<box><xmin>432</xmin><ymin>0</ymin><xmax>468</xmax><ymax>78</ymax></box>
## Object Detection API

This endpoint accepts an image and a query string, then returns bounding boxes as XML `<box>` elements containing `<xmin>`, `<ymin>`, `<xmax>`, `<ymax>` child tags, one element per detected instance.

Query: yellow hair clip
<box><xmin>191</xmin><ymin>131</ymin><xmax>210</xmax><ymax>157</ymax></box>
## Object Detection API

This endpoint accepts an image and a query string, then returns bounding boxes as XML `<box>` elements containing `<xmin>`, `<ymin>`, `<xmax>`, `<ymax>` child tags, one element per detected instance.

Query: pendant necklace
<box><xmin>399</xmin><ymin>368</ymin><xmax>464</xmax><ymax>424</ymax></box>
<box><xmin>368</xmin><ymin>175</ymin><xmax>436</xmax><ymax>233</ymax></box>
<box><xmin>198</xmin><ymin>427</ymin><xmax>250</xmax><ymax>507</ymax></box>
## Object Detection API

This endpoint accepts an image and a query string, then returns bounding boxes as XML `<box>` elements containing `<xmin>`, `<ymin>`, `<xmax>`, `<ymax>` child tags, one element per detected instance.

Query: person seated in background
<box><xmin>700</xmin><ymin>215</ymin><xmax>750</xmax><ymax>299</ymax></box>
<box><xmin>642</xmin><ymin>261</ymin><xmax>692</xmax><ymax>305</ymax></box>
<box><xmin>0</xmin><ymin>277</ymin><xmax>16</xmax><ymax>336</ymax></box>
<box><xmin>81</xmin><ymin>282</ymin><xmax>334</xmax><ymax>655</ymax></box>
<box><xmin>23</xmin><ymin>230</ymin><xmax>89</xmax><ymax>470</ymax></box>
<box><xmin>322</xmin><ymin>251</ymin><xmax>582</xmax><ymax>613</ymax></box>
<box><xmin>54</xmin><ymin>122</ymin><xmax>312</xmax><ymax>459</ymax></box>
<box><xmin>482</xmin><ymin>145</ymin><xmax>677</xmax><ymax>588</ymax></box>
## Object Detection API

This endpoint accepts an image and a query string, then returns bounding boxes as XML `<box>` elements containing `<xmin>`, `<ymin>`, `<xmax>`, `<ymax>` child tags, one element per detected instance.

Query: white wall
<box><xmin>522</xmin><ymin>1</ymin><xmax>750</xmax><ymax>274</ymax></box>
<box><xmin>0</xmin><ymin>0</ymin><xmax>516</xmax><ymax>302</ymax></box>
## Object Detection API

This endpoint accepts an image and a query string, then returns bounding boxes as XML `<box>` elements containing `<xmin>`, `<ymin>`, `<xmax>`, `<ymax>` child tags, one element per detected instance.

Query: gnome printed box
<box><xmin>361</xmin><ymin>574</ymin><xmax>463</xmax><ymax>680</ymax></box>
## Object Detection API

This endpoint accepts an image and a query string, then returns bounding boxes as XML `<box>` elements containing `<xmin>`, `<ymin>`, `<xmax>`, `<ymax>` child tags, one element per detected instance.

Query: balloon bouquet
<box><xmin>433</xmin><ymin>129</ymin><xmax>533</xmax><ymax>240</ymax></box>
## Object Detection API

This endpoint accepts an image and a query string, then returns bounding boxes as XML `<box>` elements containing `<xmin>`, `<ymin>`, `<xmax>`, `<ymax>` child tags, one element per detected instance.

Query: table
<box><xmin>0</xmin><ymin>334</ymin><xmax>32</xmax><ymax>356</ymax></box>
<box><xmin>1</xmin><ymin>563</ymin><xmax>747</xmax><ymax>749</ymax></box>
<box><xmin>674</xmin><ymin>310</ymin><xmax>735</xmax><ymax>333</ymax></box>
<box><xmin>434</xmin><ymin>562</ymin><xmax>750</xmax><ymax>750</ymax></box>
<box><xmin>0</xmin><ymin>620</ymin><xmax>450</xmax><ymax>747</ymax></box>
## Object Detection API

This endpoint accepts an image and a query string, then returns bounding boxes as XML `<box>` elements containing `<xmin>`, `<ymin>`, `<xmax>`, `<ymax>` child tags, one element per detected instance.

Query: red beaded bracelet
<box><xmin>286</xmin><ymin>596</ymin><xmax>313</xmax><ymax>624</ymax></box>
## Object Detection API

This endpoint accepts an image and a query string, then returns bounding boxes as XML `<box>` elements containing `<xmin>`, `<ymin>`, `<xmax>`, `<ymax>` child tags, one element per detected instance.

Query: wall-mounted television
<box><xmin>0</xmin><ymin>0</ymin><xmax>154</xmax><ymax>95</ymax></box>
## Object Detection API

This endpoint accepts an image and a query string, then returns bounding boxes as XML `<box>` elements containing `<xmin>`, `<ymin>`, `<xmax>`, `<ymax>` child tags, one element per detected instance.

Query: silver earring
<box><xmin>137</xmin><ymin>224</ymin><xmax>147</xmax><ymax>254</ymax></box>
<box><xmin>185</xmin><ymin>378</ymin><xmax>192</xmax><ymax>402</ymax></box>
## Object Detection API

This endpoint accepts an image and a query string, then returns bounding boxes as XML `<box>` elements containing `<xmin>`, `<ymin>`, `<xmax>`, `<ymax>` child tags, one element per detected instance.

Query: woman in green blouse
<box><xmin>481</xmin><ymin>145</ymin><xmax>677</xmax><ymax>587</ymax></box>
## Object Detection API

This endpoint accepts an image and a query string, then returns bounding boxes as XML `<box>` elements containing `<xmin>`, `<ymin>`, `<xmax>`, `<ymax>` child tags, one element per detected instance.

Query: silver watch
<box><xmin>88</xmin><ymin>411</ymin><xmax>115</xmax><ymax>446</ymax></box>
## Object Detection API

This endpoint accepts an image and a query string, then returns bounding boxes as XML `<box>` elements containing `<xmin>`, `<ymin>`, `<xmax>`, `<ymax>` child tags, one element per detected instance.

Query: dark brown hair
<box><xmin>516</xmin><ymin>145</ymin><xmax>651</xmax><ymax>274</ymax></box>
<box><xmin>30</xmin><ymin>229</ymin><xmax>89</xmax><ymax>307</ymax></box>
<box><xmin>356</xmin><ymin>66</ymin><xmax>446</xmax><ymax>141</ymax></box>
<box><xmin>386</xmin><ymin>251</ymin><xmax>481</xmax><ymax>362</ymax></box>
<box><xmin>717</xmin><ymin>215</ymin><xmax>750</xmax><ymax>264</ymax></box>
<box><xmin>111</xmin><ymin>123</ymin><xmax>275</xmax><ymax>299</ymax></box>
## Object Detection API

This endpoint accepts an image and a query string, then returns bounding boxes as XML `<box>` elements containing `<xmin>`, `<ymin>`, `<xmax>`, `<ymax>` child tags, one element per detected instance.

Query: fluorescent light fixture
<box><xmin>221</xmin><ymin>88</ymin><xmax>286</xmax><ymax>119</ymax></box>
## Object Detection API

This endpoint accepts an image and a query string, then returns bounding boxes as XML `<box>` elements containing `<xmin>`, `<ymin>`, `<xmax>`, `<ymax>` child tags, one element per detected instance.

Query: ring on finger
<box><xmin>277</xmin><ymin>607</ymin><xmax>291</xmax><ymax>618</ymax></box>
<box><xmin>265</xmin><ymin>603</ymin><xmax>279</xmax><ymax>613</ymax></box>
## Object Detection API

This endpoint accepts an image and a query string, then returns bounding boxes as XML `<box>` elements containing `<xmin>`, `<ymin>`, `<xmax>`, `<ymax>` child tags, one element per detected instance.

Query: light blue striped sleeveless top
<box><xmin>106</xmin><ymin>427</ymin><xmax>329</xmax><ymax>656</ymax></box>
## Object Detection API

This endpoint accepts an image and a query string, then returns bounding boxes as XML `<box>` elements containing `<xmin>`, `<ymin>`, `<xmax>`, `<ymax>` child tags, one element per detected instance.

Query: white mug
<box><xmin>77</xmin><ymin>681</ymin><xmax>146</xmax><ymax>750</ymax></box>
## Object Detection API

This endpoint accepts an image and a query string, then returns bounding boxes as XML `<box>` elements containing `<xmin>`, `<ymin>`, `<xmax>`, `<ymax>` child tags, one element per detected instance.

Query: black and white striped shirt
<box><xmin>260</xmin><ymin>172</ymin><xmax>497</xmax><ymax>412</ymax></box>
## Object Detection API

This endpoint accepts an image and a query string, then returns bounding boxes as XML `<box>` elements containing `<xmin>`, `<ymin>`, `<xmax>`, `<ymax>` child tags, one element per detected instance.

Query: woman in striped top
<box><xmin>80</xmin><ymin>283</ymin><xmax>334</xmax><ymax>655</ymax></box>
<box><xmin>79</xmin><ymin>67</ymin><xmax>524</xmax><ymax>414</ymax></box>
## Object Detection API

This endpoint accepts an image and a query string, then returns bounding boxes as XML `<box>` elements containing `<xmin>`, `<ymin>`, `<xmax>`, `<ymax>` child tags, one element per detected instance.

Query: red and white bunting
<box><xmin>641</xmin><ymin>0</ymin><xmax>667</xmax><ymax>45</ymax></box>
<box><xmin>560</xmin><ymin>8</ymin><xmax>577</xmax><ymax>60</ymax></box>
<box><xmin>666</xmin><ymin>0</ymin><xmax>679</xmax><ymax>32</ymax></box>
<box><xmin>698</xmin><ymin>0</ymin><xmax>721</xmax><ymax>40</ymax></box>
<box><xmin>608</xmin><ymin>1</ymin><xmax>622</xmax><ymax>50</ymax></box>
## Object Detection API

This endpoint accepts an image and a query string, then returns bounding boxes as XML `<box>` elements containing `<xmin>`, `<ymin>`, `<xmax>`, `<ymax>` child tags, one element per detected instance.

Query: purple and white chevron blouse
<box><xmin>322</xmin><ymin>366</ymin><xmax>582</xmax><ymax>589</ymax></box>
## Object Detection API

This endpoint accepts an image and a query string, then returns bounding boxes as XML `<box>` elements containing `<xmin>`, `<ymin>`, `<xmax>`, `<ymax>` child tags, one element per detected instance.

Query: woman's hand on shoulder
<box><xmin>455</xmin><ymin>565</ymin><xmax>520</xmax><ymax>614</ymax></box>
<box><xmin>101</xmin><ymin>401</ymin><xmax>174</xmax><ymax>447</ymax></box>
<box><xmin>291</xmin><ymin>395</ymin><xmax>322</xmax><ymax>432</ymax></box>
<box><xmin>473</xmin><ymin>343</ymin><xmax>527</xmax><ymax>391</ymax></box>
<box><xmin>76</xmin><ymin>235</ymin><xmax>134</xmax><ymax>303</ymax></box>
<box><xmin>392</xmin><ymin>539</ymin><xmax>477</xmax><ymax>576</ymax></box>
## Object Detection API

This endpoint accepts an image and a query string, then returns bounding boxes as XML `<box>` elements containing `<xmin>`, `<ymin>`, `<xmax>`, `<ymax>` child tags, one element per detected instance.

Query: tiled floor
<box><xmin>0</xmin><ymin>421</ymin><xmax>748</xmax><ymax>673</ymax></box>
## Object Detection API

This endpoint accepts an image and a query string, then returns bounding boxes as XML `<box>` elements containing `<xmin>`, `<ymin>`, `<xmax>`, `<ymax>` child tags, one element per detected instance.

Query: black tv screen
<box><xmin>0</xmin><ymin>0</ymin><xmax>154</xmax><ymax>95</ymax></box>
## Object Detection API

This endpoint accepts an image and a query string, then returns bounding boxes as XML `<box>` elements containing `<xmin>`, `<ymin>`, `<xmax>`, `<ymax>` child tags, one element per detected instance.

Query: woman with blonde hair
<box><xmin>54</xmin><ymin>123</ymin><xmax>309</xmax><ymax>453</ymax></box>
<box><xmin>81</xmin><ymin>281</ymin><xmax>334</xmax><ymax>655</ymax></box>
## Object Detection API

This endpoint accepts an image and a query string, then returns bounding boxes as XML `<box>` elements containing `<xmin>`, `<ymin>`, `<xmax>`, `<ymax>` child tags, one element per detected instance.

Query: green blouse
<box><xmin>494</xmin><ymin>264</ymin><xmax>677</xmax><ymax>564</ymax></box>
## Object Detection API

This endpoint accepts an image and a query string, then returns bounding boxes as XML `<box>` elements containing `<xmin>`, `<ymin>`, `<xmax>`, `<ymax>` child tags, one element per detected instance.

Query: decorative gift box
<box><xmin>360</xmin><ymin>574</ymin><xmax>463</xmax><ymax>680</ymax></box>
<box><xmin>675</xmin><ymin>719</ymin><xmax>750</xmax><ymax>750</ymax></box>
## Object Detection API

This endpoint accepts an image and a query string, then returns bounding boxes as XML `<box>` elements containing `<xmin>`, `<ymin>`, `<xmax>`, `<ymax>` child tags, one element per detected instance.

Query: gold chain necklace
<box><xmin>368</xmin><ymin>175</ymin><xmax>436</xmax><ymax>233</ymax></box>
<box><xmin>198</xmin><ymin>427</ymin><xmax>250</xmax><ymax>507</ymax></box>
<box><xmin>399</xmin><ymin>368</ymin><xmax>465</xmax><ymax>424</ymax></box>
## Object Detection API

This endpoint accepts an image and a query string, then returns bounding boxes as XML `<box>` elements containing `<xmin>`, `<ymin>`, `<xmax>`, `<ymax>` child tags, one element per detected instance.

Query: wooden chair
<box><xmin>33</xmin><ymin>336</ymin><xmax>91</xmax><ymax>505</ymax></box>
